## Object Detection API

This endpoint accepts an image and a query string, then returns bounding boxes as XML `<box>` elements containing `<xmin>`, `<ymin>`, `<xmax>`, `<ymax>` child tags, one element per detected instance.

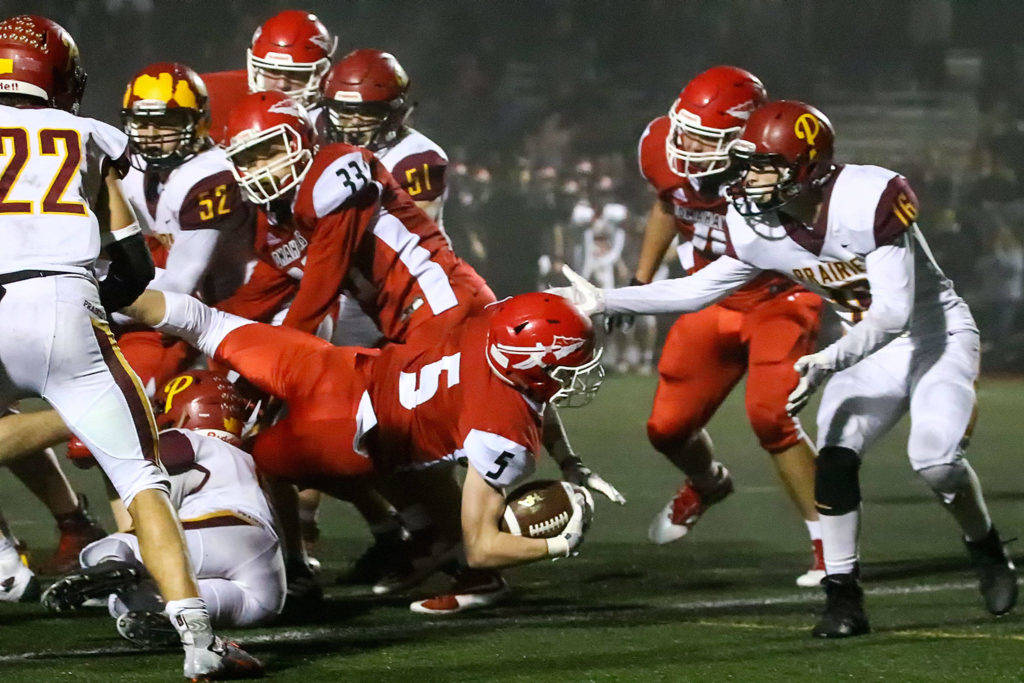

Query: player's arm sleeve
<box><xmin>819</xmin><ymin>234</ymin><xmax>915</xmax><ymax>371</ymax></box>
<box><xmin>98</xmin><ymin>167</ymin><xmax>154</xmax><ymax>313</ymax></box>
<box><xmin>150</xmin><ymin>228</ymin><xmax>221</xmax><ymax>294</ymax></box>
<box><xmin>603</xmin><ymin>254</ymin><xmax>760</xmax><ymax>314</ymax></box>
<box><xmin>216</xmin><ymin>260</ymin><xmax>297</xmax><ymax>322</ymax></box>
<box><xmin>462</xmin><ymin>429</ymin><xmax>536</xmax><ymax>490</ymax></box>
<box><xmin>392</xmin><ymin>150</ymin><xmax>447</xmax><ymax>203</ymax></box>
<box><xmin>280</xmin><ymin>209</ymin><xmax>361</xmax><ymax>334</ymax></box>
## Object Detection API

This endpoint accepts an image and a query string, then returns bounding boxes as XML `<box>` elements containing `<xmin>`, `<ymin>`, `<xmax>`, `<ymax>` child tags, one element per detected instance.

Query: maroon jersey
<box><xmin>639</xmin><ymin>116</ymin><xmax>798</xmax><ymax>311</ymax></box>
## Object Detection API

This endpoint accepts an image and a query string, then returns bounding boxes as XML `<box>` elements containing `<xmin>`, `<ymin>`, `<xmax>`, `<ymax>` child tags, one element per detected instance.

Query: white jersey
<box><xmin>121</xmin><ymin>147</ymin><xmax>253</xmax><ymax>301</ymax></box>
<box><xmin>0</xmin><ymin>105</ymin><xmax>128</xmax><ymax>276</ymax></box>
<box><xmin>159</xmin><ymin>428</ymin><xmax>275</xmax><ymax>531</ymax></box>
<box><xmin>605</xmin><ymin>164</ymin><xmax>976</xmax><ymax>372</ymax></box>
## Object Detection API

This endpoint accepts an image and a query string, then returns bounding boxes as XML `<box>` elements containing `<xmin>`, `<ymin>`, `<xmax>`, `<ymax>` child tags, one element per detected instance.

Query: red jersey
<box><xmin>218</xmin><ymin>143</ymin><xmax>491</xmax><ymax>340</ymax></box>
<box><xmin>638</xmin><ymin>116</ymin><xmax>797</xmax><ymax>311</ymax></box>
<box><xmin>201</xmin><ymin>69</ymin><xmax>249</xmax><ymax>145</ymax></box>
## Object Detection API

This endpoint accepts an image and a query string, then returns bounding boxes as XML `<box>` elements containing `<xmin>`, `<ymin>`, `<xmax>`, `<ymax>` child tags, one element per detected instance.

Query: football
<box><xmin>499</xmin><ymin>479</ymin><xmax>574</xmax><ymax>538</ymax></box>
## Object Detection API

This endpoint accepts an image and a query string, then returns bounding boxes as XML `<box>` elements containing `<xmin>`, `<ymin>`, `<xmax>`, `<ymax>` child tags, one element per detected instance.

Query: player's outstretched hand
<box><xmin>786</xmin><ymin>352</ymin><xmax>833</xmax><ymax>416</ymax></box>
<box><xmin>546</xmin><ymin>482</ymin><xmax>595</xmax><ymax>559</ymax></box>
<box><xmin>546</xmin><ymin>265</ymin><xmax>606</xmax><ymax>316</ymax></box>
<box><xmin>561</xmin><ymin>456</ymin><xmax>627</xmax><ymax>505</ymax></box>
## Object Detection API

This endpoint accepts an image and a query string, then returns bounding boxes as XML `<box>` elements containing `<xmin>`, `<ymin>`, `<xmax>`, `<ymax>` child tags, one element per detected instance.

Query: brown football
<box><xmin>499</xmin><ymin>479</ymin><xmax>573</xmax><ymax>538</ymax></box>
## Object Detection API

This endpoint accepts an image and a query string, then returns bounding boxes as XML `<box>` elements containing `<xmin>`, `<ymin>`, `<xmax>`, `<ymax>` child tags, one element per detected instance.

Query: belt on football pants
<box><xmin>0</xmin><ymin>269</ymin><xmax>71</xmax><ymax>302</ymax></box>
<box><xmin>180</xmin><ymin>511</ymin><xmax>262</xmax><ymax>530</ymax></box>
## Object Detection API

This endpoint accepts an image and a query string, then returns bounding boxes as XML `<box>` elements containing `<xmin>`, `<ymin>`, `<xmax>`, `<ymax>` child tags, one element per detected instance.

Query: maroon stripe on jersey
<box><xmin>158</xmin><ymin>430</ymin><xmax>198</xmax><ymax>474</ymax></box>
<box><xmin>391</xmin><ymin>150</ymin><xmax>447</xmax><ymax>202</ymax></box>
<box><xmin>182</xmin><ymin>514</ymin><xmax>254</xmax><ymax>530</ymax></box>
<box><xmin>784</xmin><ymin>166</ymin><xmax>841</xmax><ymax>256</ymax></box>
<box><xmin>179</xmin><ymin>170</ymin><xmax>251</xmax><ymax>231</ymax></box>
<box><xmin>873</xmin><ymin>175</ymin><xmax>918</xmax><ymax>247</ymax></box>
<box><xmin>90</xmin><ymin>322</ymin><xmax>158</xmax><ymax>463</ymax></box>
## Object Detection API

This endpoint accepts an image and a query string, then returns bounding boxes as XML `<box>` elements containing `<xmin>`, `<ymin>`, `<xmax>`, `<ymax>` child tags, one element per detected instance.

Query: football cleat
<box><xmin>41</xmin><ymin>559</ymin><xmax>140</xmax><ymax>612</ymax></box>
<box><xmin>183</xmin><ymin>637</ymin><xmax>264</xmax><ymax>681</ymax></box>
<box><xmin>337</xmin><ymin>527</ymin><xmax>409</xmax><ymax>586</ymax></box>
<box><xmin>964</xmin><ymin>526</ymin><xmax>1018</xmax><ymax>616</ymax></box>
<box><xmin>372</xmin><ymin>534</ymin><xmax>458</xmax><ymax>596</ymax></box>
<box><xmin>285</xmin><ymin>558</ymin><xmax>323</xmax><ymax>606</ymax></box>
<box><xmin>0</xmin><ymin>546</ymin><xmax>39</xmax><ymax>603</ymax></box>
<box><xmin>409</xmin><ymin>570</ymin><xmax>509</xmax><ymax>615</ymax></box>
<box><xmin>40</xmin><ymin>494</ymin><xmax>107</xmax><ymax>575</ymax></box>
<box><xmin>648</xmin><ymin>465</ymin><xmax>734</xmax><ymax>544</ymax></box>
<box><xmin>115</xmin><ymin>610</ymin><xmax>179</xmax><ymax>647</ymax></box>
<box><xmin>812</xmin><ymin>572</ymin><xmax>870</xmax><ymax>638</ymax></box>
<box><xmin>796</xmin><ymin>539</ymin><xmax>827</xmax><ymax>588</ymax></box>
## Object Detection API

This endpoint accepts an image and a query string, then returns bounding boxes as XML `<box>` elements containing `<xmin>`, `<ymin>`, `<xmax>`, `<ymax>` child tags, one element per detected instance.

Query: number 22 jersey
<box><xmin>0</xmin><ymin>104</ymin><xmax>129</xmax><ymax>276</ymax></box>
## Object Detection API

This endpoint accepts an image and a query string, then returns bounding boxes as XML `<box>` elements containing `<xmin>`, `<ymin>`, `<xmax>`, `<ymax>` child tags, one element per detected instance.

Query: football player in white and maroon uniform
<box><xmin>44</xmin><ymin>371</ymin><xmax>285</xmax><ymax>639</ymax></box>
<box><xmin>0</xmin><ymin>15</ymin><xmax>260</xmax><ymax>679</ymax></box>
<box><xmin>633</xmin><ymin>67</ymin><xmax>824</xmax><ymax>586</ymax></box>
<box><xmin>203</xmin><ymin>9</ymin><xmax>336</xmax><ymax>144</ymax></box>
<box><xmin>119</xmin><ymin>62</ymin><xmax>254</xmax><ymax>394</ymax></box>
<box><xmin>553</xmin><ymin>100</ymin><xmax>1016</xmax><ymax>638</ymax></box>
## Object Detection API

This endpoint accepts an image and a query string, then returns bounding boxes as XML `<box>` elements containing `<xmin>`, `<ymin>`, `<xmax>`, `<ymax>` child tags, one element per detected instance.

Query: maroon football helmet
<box><xmin>486</xmin><ymin>293</ymin><xmax>603</xmax><ymax>407</ymax></box>
<box><xmin>0</xmin><ymin>15</ymin><xmax>86</xmax><ymax>113</ymax></box>
<box><xmin>729</xmin><ymin>100</ymin><xmax>836</xmax><ymax>215</ymax></box>
<box><xmin>155</xmin><ymin>370</ymin><xmax>251</xmax><ymax>446</ymax></box>
<box><xmin>320</xmin><ymin>49</ymin><xmax>411</xmax><ymax>149</ymax></box>
<box><xmin>665</xmin><ymin>65</ymin><xmax>766</xmax><ymax>179</ymax></box>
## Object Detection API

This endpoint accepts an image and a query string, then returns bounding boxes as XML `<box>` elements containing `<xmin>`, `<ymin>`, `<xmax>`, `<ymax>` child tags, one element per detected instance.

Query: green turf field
<box><xmin>2</xmin><ymin>374</ymin><xmax>1024</xmax><ymax>681</ymax></box>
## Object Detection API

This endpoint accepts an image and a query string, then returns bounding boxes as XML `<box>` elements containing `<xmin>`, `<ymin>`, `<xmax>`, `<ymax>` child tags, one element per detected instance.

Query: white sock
<box><xmin>166</xmin><ymin>597</ymin><xmax>214</xmax><ymax>649</ymax></box>
<box><xmin>819</xmin><ymin>508</ymin><xmax>860</xmax><ymax>575</ymax></box>
<box><xmin>805</xmin><ymin>519</ymin><xmax>822</xmax><ymax>542</ymax></box>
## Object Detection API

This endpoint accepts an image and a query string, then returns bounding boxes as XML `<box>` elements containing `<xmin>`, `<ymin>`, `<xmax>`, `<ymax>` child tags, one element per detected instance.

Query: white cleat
<box><xmin>0</xmin><ymin>545</ymin><xmax>39</xmax><ymax>603</ymax></box>
<box><xmin>409</xmin><ymin>572</ymin><xmax>509</xmax><ymax>615</ymax></box>
<box><xmin>648</xmin><ymin>467</ymin><xmax>734</xmax><ymax>545</ymax></box>
<box><xmin>796</xmin><ymin>539</ymin><xmax>826</xmax><ymax>588</ymax></box>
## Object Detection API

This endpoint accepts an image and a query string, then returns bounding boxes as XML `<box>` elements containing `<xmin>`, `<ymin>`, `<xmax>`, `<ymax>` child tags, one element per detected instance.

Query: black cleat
<box><xmin>115</xmin><ymin>610</ymin><xmax>179</xmax><ymax>648</ymax></box>
<box><xmin>965</xmin><ymin>526</ymin><xmax>1018</xmax><ymax>616</ymax></box>
<box><xmin>812</xmin><ymin>572</ymin><xmax>870</xmax><ymax>638</ymax></box>
<box><xmin>41</xmin><ymin>559</ymin><xmax>140</xmax><ymax>612</ymax></box>
<box><xmin>336</xmin><ymin>527</ymin><xmax>408</xmax><ymax>586</ymax></box>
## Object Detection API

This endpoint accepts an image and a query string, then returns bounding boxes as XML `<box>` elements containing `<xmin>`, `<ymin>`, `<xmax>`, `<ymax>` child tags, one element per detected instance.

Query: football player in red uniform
<box><xmin>123</xmin><ymin>289</ymin><xmax>601</xmax><ymax>613</ymax></box>
<box><xmin>631</xmin><ymin>66</ymin><xmax>824</xmax><ymax>585</ymax></box>
<box><xmin>203</xmin><ymin>10</ymin><xmax>336</xmax><ymax>143</ymax></box>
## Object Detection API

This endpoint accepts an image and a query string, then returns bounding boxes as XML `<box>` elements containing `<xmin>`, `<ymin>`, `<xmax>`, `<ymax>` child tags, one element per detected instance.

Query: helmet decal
<box><xmin>162</xmin><ymin>373</ymin><xmax>194</xmax><ymax>413</ymax></box>
<box><xmin>124</xmin><ymin>72</ymin><xmax>198</xmax><ymax>109</ymax></box>
<box><xmin>794</xmin><ymin>113</ymin><xmax>822</xmax><ymax>158</ymax></box>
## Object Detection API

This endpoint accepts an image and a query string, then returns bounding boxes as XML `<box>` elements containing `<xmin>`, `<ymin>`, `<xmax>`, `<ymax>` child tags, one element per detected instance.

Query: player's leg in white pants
<box><xmin>815</xmin><ymin>343</ymin><xmax>911</xmax><ymax>575</ymax></box>
<box><xmin>83</xmin><ymin>524</ymin><xmax>285</xmax><ymax>627</ymax></box>
<box><xmin>907</xmin><ymin>330</ymin><xmax>992</xmax><ymax>541</ymax></box>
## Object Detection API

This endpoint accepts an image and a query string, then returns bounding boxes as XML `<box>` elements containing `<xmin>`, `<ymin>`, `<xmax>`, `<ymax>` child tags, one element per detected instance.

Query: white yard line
<box><xmin>0</xmin><ymin>578</ymin><xmax>992</xmax><ymax>663</ymax></box>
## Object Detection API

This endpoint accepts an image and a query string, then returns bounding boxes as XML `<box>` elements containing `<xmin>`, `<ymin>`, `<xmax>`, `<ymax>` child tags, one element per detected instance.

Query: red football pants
<box><xmin>213</xmin><ymin>323</ymin><xmax>378</xmax><ymax>486</ymax></box>
<box><xmin>647</xmin><ymin>291</ymin><xmax>823</xmax><ymax>455</ymax></box>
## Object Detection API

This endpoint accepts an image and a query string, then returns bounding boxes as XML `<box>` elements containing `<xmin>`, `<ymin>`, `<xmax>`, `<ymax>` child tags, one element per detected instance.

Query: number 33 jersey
<box><xmin>0</xmin><ymin>105</ymin><xmax>129</xmax><ymax>275</ymax></box>
<box><xmin>724</xmin><ymin>164</ymin><xmax>975</xmax><ymax>335</ymax></box>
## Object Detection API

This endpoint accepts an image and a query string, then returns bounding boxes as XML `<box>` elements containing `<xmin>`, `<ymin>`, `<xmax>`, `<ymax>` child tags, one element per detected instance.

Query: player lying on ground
<box><xmin>552</xmin><ymin>99</ymin><xmax>1016</xmax><ymax>638</ymax></box>
<box><xmin>121</xmin><ymin>288</ymin><xmax>600</xmax><ymax>611</ymax></box>
<box><xmin>628</xmin><ymin>65</ymin><xmax>824</xmax><ymax>585</ymax></box>
<box><xmin>43</xmin><ymin>371</ymin><xmax>286</xmax><ymax>643</ymax></box>
<box><xmin>0</xmin><ymin>15</ymin><xmax>260</xmax><ymax>679</ymax></box>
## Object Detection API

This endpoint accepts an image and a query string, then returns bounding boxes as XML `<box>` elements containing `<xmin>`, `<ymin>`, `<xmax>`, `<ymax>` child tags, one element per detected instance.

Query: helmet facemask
<box><xmin>226</xmin><ymin>124</ymin><xmax>312</xmax><ymax>204</ymax></box>
<box><xmin>548</xmin><ymin>348</ymin><xmax>605</xmax><ymax>408</ymax></box>
<box><xmin>324</xmin><ymin>100</ymin><xmax>403</xmax><ymax>149</ymax></box>
<box><xmin>122</xmin><ymin>107</ymin><xmax>203</xmax><ymax>171</ymax></box>
<box><xmin>246</xmin><ymin>49</ymin><xmax>331</xmax><ymax>107</ymax></box>
<box><xmin>728</xmin><ymin>141</ymin><xmax>801</xmax><ymax>217</ymax></box>
<box><xmin>665</xmin><ymin>108</ymin><xmax>741</xmax><ymax>179</ymax></box>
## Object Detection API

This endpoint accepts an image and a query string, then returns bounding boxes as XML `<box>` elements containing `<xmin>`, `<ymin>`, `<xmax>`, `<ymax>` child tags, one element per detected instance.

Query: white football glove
<box><xmin>546</xmin><ymin>265</ymin><xmax>606</xmax><ymax>316</ymax></box>
<box><xmin>546</xmin><ymin>482</ymin><xmax>595</xmax><ymax>559</ymax></box>
<box><xmin>561</xmin><ymin>456</ymin><xmax>626</xmax><ymax>505</ymax></box>
<box><xmin>786</xmin><ymin>351</ymin><xmax>834</xmax><ymax>416</ymax></box>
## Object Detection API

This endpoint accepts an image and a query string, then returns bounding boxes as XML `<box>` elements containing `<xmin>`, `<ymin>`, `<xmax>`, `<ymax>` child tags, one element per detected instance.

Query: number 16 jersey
<box><xmin>0</xmin><ymin>104</ymin><xmax>129</xmax><ymax>276</ymax></box>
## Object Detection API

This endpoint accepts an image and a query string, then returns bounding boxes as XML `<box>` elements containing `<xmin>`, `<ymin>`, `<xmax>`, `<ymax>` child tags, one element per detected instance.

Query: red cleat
<box><xmin>40</xmin><ymin>494</ymin><xmax>106</xmax><ymax>575</ymax></box>
<box><xmin>648</xmin><ymin>466</ymin><xmax>733</xmax><ymax>544</ymax></box>
<box><xmin>797</xmin><ymin>538</ymin><xmax>826</xmax><ymax>587</ymax></box>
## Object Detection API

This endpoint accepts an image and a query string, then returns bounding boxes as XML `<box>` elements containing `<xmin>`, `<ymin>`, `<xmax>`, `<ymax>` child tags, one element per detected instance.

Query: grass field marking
<box><xmin>694</xmin><ymin>620</ymin><xmax>1024</xmax><ymax>644</ymax></box>
<box><xmin>0</xmin><ymin>578</ymin><xmax>992</xmax><ymax>664</ymax></box>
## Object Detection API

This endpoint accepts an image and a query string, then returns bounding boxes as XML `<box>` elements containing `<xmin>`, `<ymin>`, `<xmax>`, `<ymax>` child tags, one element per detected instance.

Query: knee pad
<box><xmin>916</xmin><ymin>460</ymin><xmax>971</xmax><ymax>496</ymax></box>
<box><xmin>815</xmin><ymin>446</ymin><xmax>861</xmax><ymax>516</ymax></box>
<box><xmin>646</xmin><ymin>414</ymin><xmax>701</xmax><ymax>455</ymax></box>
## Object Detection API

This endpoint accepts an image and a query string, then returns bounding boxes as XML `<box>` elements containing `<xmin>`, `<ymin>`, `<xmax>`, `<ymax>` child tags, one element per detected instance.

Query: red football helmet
<box><xmin>223</xmin><ymin>90</ymin><xmax>315</xmax><ymax>204</ymax></box>
<box><xmin>0</xmin><ymin>15</ymin><xmax>86</xmax><ymax>114</ymax></box>
<box><xmin>320</xmin><ymin>49</ymin><xmax>411</xmax><ymax>149</ymax></box>
<box><xmin>665</xmin><ymin>65</ymin><xmax>766</xmax><ymax>179</ymax></box>
<box><xmin>155</xmin><ymin>370</ymin><xmax>251</xmax><ymax>446</ymax></box>
<box><xmin>247</xmin><ymin>10</ymin><xmax>336</xmax><ymax>107</ymax></box>
<box><xmin>486</xmin><ymin>293</ymin><xmax>604</xmax><ymax>407</ymax></box>
<box><xmin>121</xmin><ymin>62</ymin><xmax>211</xmax><ymax>170</ymax></box>
<box><xmin>728</xmin><ymin>100</ymin><xmax>836</xmax><ymax>215</ymax></box>
<box><xmin>66</xmin><ymin>435</ymin><xmax>97</xmax><ymax>469</ymax></box>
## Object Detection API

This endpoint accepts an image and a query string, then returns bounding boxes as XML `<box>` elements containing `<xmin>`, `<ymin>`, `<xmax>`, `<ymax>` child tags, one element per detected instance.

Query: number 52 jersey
<box><xmin>0</xmin><ymin>104</ymin><xmax>129</xmax><ymax>275</ymax></box>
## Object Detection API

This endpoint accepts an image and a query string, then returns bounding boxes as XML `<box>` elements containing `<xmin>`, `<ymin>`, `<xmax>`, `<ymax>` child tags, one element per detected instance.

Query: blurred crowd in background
<box><xmin>19</xmin><ymin>0</ymin><xmax>1024</xmax><ymax>370</ymax></box>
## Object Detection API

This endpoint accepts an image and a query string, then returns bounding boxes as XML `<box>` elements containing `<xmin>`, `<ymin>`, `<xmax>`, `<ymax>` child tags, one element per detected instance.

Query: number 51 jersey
<box><xmin>0</xmin><ymin>104</ymin><xmax>129</xmax><ymax>275</ymax></box>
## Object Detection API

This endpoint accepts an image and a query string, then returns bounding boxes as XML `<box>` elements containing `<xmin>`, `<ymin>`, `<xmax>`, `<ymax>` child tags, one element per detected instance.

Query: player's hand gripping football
<box><xmin>546</xmin><ymin>265</ymin><xmax>605</xmax><ymax>316</ymax></box>
<box><xmin>786</xmin><ymin>351</ymin><xmax>834</xmax><ymax>416</ymax></box>
<box><xmin>561</xmin><ymin>456</ymin><xmax>626</xmax><ymax>505</ymax></box>
<box><xmin>546</xmin><ymin>483</ymin><xmax>595</xmax><ymax>559</ymax></box>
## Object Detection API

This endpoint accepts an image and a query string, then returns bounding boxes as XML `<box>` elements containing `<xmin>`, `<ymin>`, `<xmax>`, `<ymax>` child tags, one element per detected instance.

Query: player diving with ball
<box><xmin>551</xmin><ymin>99</ymin><xmax>1016</xmax><ymax>638</ymax></box>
